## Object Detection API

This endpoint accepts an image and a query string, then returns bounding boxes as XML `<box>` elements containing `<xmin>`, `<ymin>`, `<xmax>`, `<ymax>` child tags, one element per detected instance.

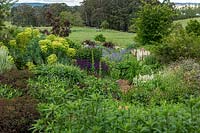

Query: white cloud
<box><xmin>17</xmin><ymin>0</ymin><xmax>200</xmax><ymax>6</ymax></box>
<box><xmin>17</xmin><ymin>0</ymin><xmax>82</xmax><ymax>6</ymax></box>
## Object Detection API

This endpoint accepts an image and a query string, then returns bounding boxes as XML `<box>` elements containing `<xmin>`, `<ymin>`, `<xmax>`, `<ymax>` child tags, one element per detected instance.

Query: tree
<box><xmin>135</xmin><ymin>2</ymin><xmax>175</xmax><ymax>45</ymax></box>
<box><xmin>186</xmin><ymin>20</ymin><xmax>200</xmax><ymax>36</ymax></box>
<box><xmin>0</xmin><ymin>0</ymin><xmax>12</xmax><ymax>30</ymax></box>
<box><xmin>11</xmin><ymin>4</ymin><xmax>35</xmax><ymax>26</ymax></box>
<box><xmin>0</xmin><ymin>0</ymin><xmax>15</xmax><ymax>42</ymax></box>
<box><xmin>60</xmin><ymin>11</ymin><xmax>84</xmax><ymax>26</ymax></box>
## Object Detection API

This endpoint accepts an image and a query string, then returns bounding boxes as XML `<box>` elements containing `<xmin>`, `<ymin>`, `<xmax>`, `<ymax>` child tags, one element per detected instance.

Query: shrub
<box><xmin>8</xmin><ymin>30</ymin><xmax>76</xmax><ymax>68</ymax></box>
<box><xmin>32</xmin><ymin>64</ymin><xmax>86</xmax><ymax>85</ymax></box>
<box><xmin>128</xmin><ymin>24</ymin><xmax>136</xmax><ymax>33</ymax></box>
<box><xmin>0</xmin><ymin>96</ymin><xmax>39</xmax><ymax>133</ymax></box>
<box><xmin>39</xmin><ymin>34</ymin><xmax>76</xmax><ymax>62</ymax></box>
<box><xmin>116</xmin><ymin>55</ymin><xmax>140</xmax><ymax>82</ymax></box>
<box><xmin>0</xmin><ymin>45</ymin><xmax>14</xmax><ymax>74</ymax></box>
<box><xmin>135</xmin><ymin>3</ymin><xmax>175</xmax><ymax>45</ymax></box>
<box><xmin>94</xmin><ymin>34</ymin><xmax>106</xmax><ymax>42</ymax></box>
<box><xmin>155</xmin><ymin>27</ymin><xmax>200</xmax><ymax>63</ymax></box>
<box><xmin>100</xmin><ymin>20</ymin><xmax>109</xmax><ymax>29</ymax></box>
<box><xmin>186</xmin><ymin>19</ymin><xmax>200</xmax><ymax>36</ymax></box>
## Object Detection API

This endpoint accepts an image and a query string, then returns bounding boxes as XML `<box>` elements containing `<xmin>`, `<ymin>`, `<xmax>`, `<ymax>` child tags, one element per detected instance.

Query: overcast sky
<box><xmin>17</xmin><ymin>0</ymin><xmax>200</xmax><ymax>6</ymax></box>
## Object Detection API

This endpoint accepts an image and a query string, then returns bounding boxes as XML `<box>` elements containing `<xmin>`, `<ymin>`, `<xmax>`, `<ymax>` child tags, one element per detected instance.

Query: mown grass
<box><xmin>69</xmin><ymin>27</ymin><xmax>135</xmax><ymax>48</ymax></box>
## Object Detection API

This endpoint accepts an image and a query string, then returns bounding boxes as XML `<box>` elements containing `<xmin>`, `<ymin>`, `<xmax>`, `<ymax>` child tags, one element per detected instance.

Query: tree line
<box><xmin>11</xmin><ymin>3</ymin><xmax>83</xmax><ymax>27</ymax></box>
<box><xmin>9</xmin><ymin>0</ymin><xmax>200</xmax><ymax>32</ymax></box>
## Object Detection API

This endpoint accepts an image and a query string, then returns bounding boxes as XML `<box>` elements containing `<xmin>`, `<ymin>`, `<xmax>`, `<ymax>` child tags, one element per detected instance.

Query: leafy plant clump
<box><xmin>32</xmin><ymin>64</ymin><xmax>86</xmax><ymax>85</ymax></box>
<box><xmin>32</xmin><ymin>98</ymin><xmax>200</xmax><ymax>132</ymax></box>
<box><xmin>0</xmin><ymin>45</ymin><xmax>14</xmax><ymax>74</ymax></box>
<box><xmin>94</xmin><ymin>34</ymin><xmax>106</xmax><ymax>42</ymax></box>
<box><xmin>0</xmin><ymin>84</ymin><xmax>22</xmax><ymax>99</ymax></box>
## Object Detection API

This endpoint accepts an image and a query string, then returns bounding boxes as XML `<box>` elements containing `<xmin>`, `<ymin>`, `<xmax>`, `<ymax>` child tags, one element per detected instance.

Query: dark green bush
<box><xmin>155</xmin><ymin>27</ymin><xmax>200</xmax><ymax>63</ymax></box>
<box><xmin>186</xmin><ymin>19</ymin><xmax>200</xmax><ymax>36</ymax></box>
<box><xmin>135</xmin><ymin>3</ymin><xmax>175</xmax><ymax>45</ymax></box>
<box><xmin>116</xmin><ymin>55</ymin><xmax>140</xmax><ymax>82</ymax></box>
<box><xmin>32</xmin><ymin>64</ymin><xmax>86</xmax><ymax>85</ymax></box>
<box><xmin>100</xmin><ymin>20</ymin><xmax>109</xmax><ymax>29</ymax></box>
<box><xmin>94</xmin><ymin>34</ymin><xmax>106</xmax><ymax>42</ymax></box>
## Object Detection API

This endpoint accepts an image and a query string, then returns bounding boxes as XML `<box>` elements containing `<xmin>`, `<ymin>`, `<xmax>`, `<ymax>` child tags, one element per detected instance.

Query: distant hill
<box><xmin>13</xmin><ymin>3</ymin><xmax>47</xmax><ymax>7</ymax></box>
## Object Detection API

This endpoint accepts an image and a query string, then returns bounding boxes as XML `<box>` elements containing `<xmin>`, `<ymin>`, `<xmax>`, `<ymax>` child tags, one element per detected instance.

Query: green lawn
<box><xmin>174</xmin><ymin>17</ymin><xmax>200</xmax><ymax>27</ymax></box>
<box><xmin>68</xmin><ymin>27</ymin><xmax>135</xmax><ymax>48</ymax></box>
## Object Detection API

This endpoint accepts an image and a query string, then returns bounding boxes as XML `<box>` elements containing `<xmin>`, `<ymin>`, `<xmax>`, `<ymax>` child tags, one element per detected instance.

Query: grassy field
<box><xmin>68</xmin><ymin>27</ymin><xmax>135</xmax><ymax>48</ymax></box>
<box><xmin>6</xmin><ymin>17</ymin><xmax>199</xmax><ymax>48</ymax></box>
<box><xmin>174</xmin><ymin>17</ymin><xmax>200</xmax><ymax>27</ymax></box>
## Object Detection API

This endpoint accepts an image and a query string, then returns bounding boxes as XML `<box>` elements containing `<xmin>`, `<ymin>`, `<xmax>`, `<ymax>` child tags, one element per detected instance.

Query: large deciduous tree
<box><xmin>135</xmin><ymin>1</ymin><xmax>175</xmax><ymax>45</ymax></box>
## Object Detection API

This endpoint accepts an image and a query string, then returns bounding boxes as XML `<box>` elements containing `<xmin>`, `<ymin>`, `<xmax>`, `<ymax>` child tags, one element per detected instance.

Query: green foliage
<box><xmin>0</xmin><ymin>84</ymin><xmax>22</xmax><ymax>99</ymax></box>
<box><xmin>32</xmin><ymin>98</ymin><xmax>200</xmax><ymax>132</ymax></box>
<box><xmin>94</xmin><ymin>34</ymin><xmax>106</xmax><ymax>42</ymax></box>
<box><xmin>0</xmin><ymin>0</ymin><xmax>11</xmax><ymax>30</ymax></box>
<box><xmin>116</xmin><ymin>56</ymin><xmax>140</xmax><ymax>82</ymax></box>
<box><xmin>8</xmin><ymin>29</ymin><xmax>77</xmax><ymax>68</ymax></box>
<box><xmin>136</xmin><ymin>3</ymin><xmax>175</xmax><ymax>45</ymax></box>
<box><xmin>60</xmin><ymin>11</ymin><xmax>84</xmax><ymax>26</ymax></box>
<box><xmin>186</xmin><ymin>19</ymin><xmax>200</xmax><ymax>36</ymax></box>
<box><xmin>0</xmin><ymin>45</ymin><xmax>14</xmax><ymax>74</ymax></box>
<box><xmin>47</xmin><ymin>54</ymin><xmax>57</xmax><ymax>64</ymax></box>
<box><xmin>75</xmin><ymin>47</ymin><xmax>102</xmax><ymax>61</ymax></box>
<box><xmin>155</xmin><ymin>25</ymin><xmax>200</xmax><ymax>63</ymax></box>
<box><xmin>131</xmin><ymin>72</ymin><xmax>187</xmax><ymax>105</ymax></box>
<box><xmin>127</xmin><ymin>63</ymin><xmax>200</xmax><ymax>105</ymax></box>
<box><xmin>100</xmin><ymin>20</ymin><xmax>109</xmax><ymax>29</ymax></box>
<box><xmin>32</xmin><ymin>64</ymin><xmax>86</xmax><ymax>85</ymax></box>
<box><xmin>39</xmin><ymin>34</ymin><xmax>76</xmax><ymax>60</ymax></box>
